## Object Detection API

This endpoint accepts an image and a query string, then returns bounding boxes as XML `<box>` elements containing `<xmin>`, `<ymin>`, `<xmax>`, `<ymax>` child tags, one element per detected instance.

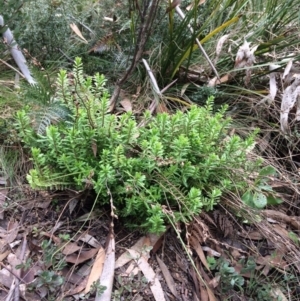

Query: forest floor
<box><xmin>0</xmin><ymin>181</ymin><xmax>299</xmax><ymax>301</ymax></box>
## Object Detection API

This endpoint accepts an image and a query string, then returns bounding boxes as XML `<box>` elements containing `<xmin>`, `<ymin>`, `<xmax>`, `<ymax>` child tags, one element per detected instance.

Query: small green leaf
<box><xmin>257</xmin><ymin>184</ymin><xmax>273</xmax><ymax>192</ymax></box>
<box><xmin>266</xmin><ymin>195</ymin><xmax>282</xmax><ymax>205</ymax></box>
<box><xmin>288</xmin><ymin>231</ymin><xmax>299</xmax><ymax>245</ymax></box>
<box><xmin>259</xmin><ymin>166</ymin><xmax>276</xmax><ymax>177</ymax></box>
<box><xmin>242</xmin><ymin>191</ymin><xmax>253</xmax><ymax>206</ymax></box>
<box><xmin>253</xmin><ymin>193</ymin><xmax>267</xmax><ymax>209</ymax></box>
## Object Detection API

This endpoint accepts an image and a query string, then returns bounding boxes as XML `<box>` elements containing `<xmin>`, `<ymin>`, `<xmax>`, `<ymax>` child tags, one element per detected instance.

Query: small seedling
<box><xmin>242</xmin><ymin>166</ymin><xmax>282</xmax><ymax>209</ymax></box>
<box><xmin>16</xmin><ymin>258</ymin><xmax>32</xmax><ymax>271</ymax></box>
<box><xmin>35</xmin><ymin>270</ymin><xmax>64</xmax><ymax>292</ymax></box>
<box><xmin>41</xmin><ymin>239</ymin><xmax>66</xmax><ymax>270</ymax></box>
<box><xmin>58</xmin><ymin>233</ymin><xmax>71</xmax><ymax>241</ymax></box>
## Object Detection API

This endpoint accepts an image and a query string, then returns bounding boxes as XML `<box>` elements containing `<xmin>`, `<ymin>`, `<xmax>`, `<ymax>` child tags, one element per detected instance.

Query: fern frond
<box><xmin>27</xmin><ymin>169</ymin><xmax>73</xmax><ymax>190</ymax></box>
<box><xmin>21</xmin><ymin>67</ymin><xmax>54</xmax><ymax>105</ymax></box>
<box><xmin>29</xmin><ymin>102</ymin><xmax>70</xmax><ymax>135</ymax></box>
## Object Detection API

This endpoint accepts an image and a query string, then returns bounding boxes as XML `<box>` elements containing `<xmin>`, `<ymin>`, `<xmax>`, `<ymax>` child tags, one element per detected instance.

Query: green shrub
<box><xmin>15</xmin><ymin>57</ymin><xmax>260</xmax><ymax>233</ymax></box>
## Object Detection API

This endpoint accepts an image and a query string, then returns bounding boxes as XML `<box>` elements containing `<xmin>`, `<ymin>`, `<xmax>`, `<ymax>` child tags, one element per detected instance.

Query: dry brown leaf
<box><xmin>269</xmin><ymin>68</ymin><xmax>278</xmax><ymax>102</ymax></box>
<box><xmin>267</xmin><ymin>217</ymin><xmax>278</xmax><ymax>223</ymax></box>
<box><xmin>66</xmin><ymin>248</ymin><xmax>99</xmax><ymax>265</ymax></box>
<box><xmin>156</xmin><ymin>255</ymin><xmax>177</xmax><ymax>296</ymax></box>
<box><xmin>209</xmin><ymin>275</ymin><xmax>220</xmax><ymax>288</ymax></box>
<box><xmin>0</xmin><ymin>249</ymin><xmax>10</xmax><ymax>262</ymax></box>
<box><xmin>233</xmin><ymin>262</ymin><xmax>252</xmax><ymax>278</ymax></box>
<box><xmin>121</xmin><ymin>240</ymin><xmax>151</xmax><ymax>276</ymax></box>
<box><xmin>68</xmin><ymin>198</ymin><xmax>79</xmax><ymax>214</ymax></box>
<box><xmin>234</xmin><ymin>40</ymin><xmax>256</xmax><ymax>68</ymax></box>
<box><xmin>23</xmin><ymin>200</ymin><xmax>51</xmax><ymax>210</ymax></box>
<box><xmin>88</xmin><ymin>34</ymin><xmax>117</xmax><ymax>54</ymax></box>
<box><xmin>151</xmin><ymin>233</ymin><xmax>164</xmax><ymax>254</ymax></box>
<box><xmin>22</xmin><ymin>265</ymin><xmax>40</xmax><ymax>284</ymax></box>
<box><xmin>84</xmin><ymin>247</ymin><xmax>105</xmax><ymax>294</ymax></box>
<box><xmin>5</xmin><ymin>219</ymin><xmax>19</xmax><ymax>244</ymax></box>
<box><xmin>189</xmin><ymin>268</ymin><xmax>200</xmax><ymax>299</ymax></box>
<box><xmin>95</xmin><ymin>233</ymin><xmax>115</xmax><ymax>301</ymax></box>
<box><xmin>280</xmin><ymin>75</ymin><xmax>300</xmax><ymax>132</ymax></box>
<box><xmin>215</xmin><ymin>34</ymin><xmax>230</xmax><ymax>64</ymax></box>
<box><xmin>257</xmin><ymin>132</ymin><xmax>271</xmax><ymax>153</ymax></box>
<box><xmin>92</xmin><ymin>141</ymin><xmax>97</xmax><ymax>157</ymax></box>
<box><xmin>122</xmin><ymin>261</ymin><xmax>139</xmax><ymax>276</ymax></box>
<box><xmin>176</xmin><ymin>253</ymin><xmax>188</xmax><ymax>272</ymax></box>
<box><xmin>41</xmin><ymin>232</ymin><xmax>61</xmax><ymax>245</ymax></box>
<box><xmin>38</xmin><ymin>285</ymin><xmax>48</xmax><ymax>298</ymax></box>
<box><xmin>20</xmin><ymin>290</ymin><xmax>41</xmax><ymax>301</ymax></box>
<box><xmin>270</xmin><ymin>287</ymin><xmax>288</xmax><ymax>301</ymax></box>
<box><xmin>234</xmin><ymin>40</ymin><xmax>257</xmax><ymax>85</ymax></box>
<box><xmin>0</xmin><ymin>177</ymin><xmax>7</xmax><ymax>185</ymax></box>
<box><xmin>290</xmin><ymin>216</ymin><xmax>300</xmax><ymax>229</ymax></box>
<box><xmin>189</xmin><ymin>217</ymin><xmax>210</xmax><ymax>244</ymax></box>
<box><xmin>62</xmin><ymin>267</ymin><xmax>84</xmax><ymax>284</ymax></box>
<box><xmin>165</xmin><ymin>0</ymin><xmax>181</xmax><ymax>13</ymax></box>
<box><xmin>62</xmin><ymin>242</ymin><xmax>82</xmax><ymax>255</ymax></box>
<box><xmin>296</xmin><ymin>98</ymin><xmax>300</xmax><ymax>122</ymax></box>
<box><xmin>20</xmin><ymin>283</ymin><xmax>40</xmax><ymax>301</ymax></box>
<box><xmin>196</xmin><ymin>262</ymin><xmax>217</xmax><ymax>301</ymax></box>
<box><xmin>0</xmin><ymin>189</ymin><xmax>8</xmax><ymax>219</ymax></box>
<box><xmin>200</xmin><ymin>286</ymin><xmax>209</xmax><ymax>301</ymax></box>
<box><xmin>186</xmin><ymin>0</ymin><xmax>206</xmax><ymax>10</ymax></box>
<box><xmin>180</xmin><ymin>83</ymin><xmax>190</xmax><ymax>97</ymax></box>
<box><xmin>201</xmin><ymin>246</ymin><xmax>220</xmax><ymax>257</ymax></box>
<box><xmin>0</xmin><ymin>268</ymin><xmax>13</xmax><ymax>288</ymax></box>
<box><xmin>156</xmin><ymin>102</ymin><xmax>169</xmax><ymax>114</ymax></box>
<box><xmin>190</xmin><ymin>238</ymin><xmax>210</xmax><ymax>271</ymax></box>
<box><xmin>263</xmin><ymin>210</ymin><xmax>290</xmax><ymax>221</ymax></box>
<box><xmin>239</xmin><ymin>231</ymin><xmax>264</xmax><ymax>240</ymax></box>
<box><xmin>28</xmin><ymin>236</ymin><xmax>42</xmax><ymax>254</ymax></box>
<box><xmin>231</xmin><ymin>249</ymin><xmax>242</xmax><ymax>260</ymax></box>
<box><xmin>260</xmin><ymin>262</ymin><xmax>270</xmax><ymax>276</ymax></box>
<box><xmin>115</xmin><ymin>233</ymin><xmax>163</xmax><ymax>269</ymax></box>
<box><xmin>256</xmin><ymin>253</ymin><xmax>287</xmax><ymax>276</ymax></box>
<box><xmin>127</xmin><ymin>249</ymin><xmax>166</xmax><ymax>301</ymax></box>
<box><xmin>272</xmin><ymin>224</ymin><xmax>290</xmax><ymax>239</ymax></box>
<box><xmin>77</xmin><ymin>260</ymin><xmax>94</xmax><ymax>277</ymax></box>
<box><xmin>70</xmin><ymin>23</ymin><xmax>88</xmax><ymax>44</ymax></box>
<box><xmin>283</xmin><ymin>59</ymin><xmax>293</xmax><ymax>80</ymax></box>
<box><xmin>213</xmin><ymin>210</ymin><xmax>233</xmax><ymax>238</ymax></box>
<box><xmin>75</xmin><ymin>211</ymin><xmax>99</xmax><ymax>222</ymax></box>
<box><xmin>208</xmin><ymin>74</ymin><xmax>231</xmax><ymax>87</ymax></box>
<box><xmin>7</xmin><ymin>219</ymin><xmax>18</xmax><ymax>232</ymax></box>
<box><xmin>207</xmin><ymin>287</ymin><xmax>218</xmax><ymax>301</ymax></box>
<box><xmin>269</xmin><ymin>254</ymin><xmax>287</xmax><ymax>269</ymax></box>
<box><xmin>7</xmin><ymin>253</ymin><xmax>22</xmax><ymax>277</ymax></box>
<box><xmin>120</xmin><ymin>99</ymin><xmax>133</xmax><ymax>112</ymax></box>
<box><xmin>198</xmin><ymin>211</ymin><xmax>218</xmax><ymax>228</ymax></box>
<box><xmin>78</xmin><ymin>233</ymin><xmax>101</xmax><ymax>248</ymax></box>
<box><xmin>0</xmin><ymin>227</ymin><xmax>7</xmax><ymax>238</ymax></box>
<box><xmin>216</xmin><ymin>34</ymin><xmax>229</xmax><ymax>57</ymax></box>
<box><xmin>64</xmin><ymin>277</ymin><xmax>88</xmax><ymax>296</ymax></box>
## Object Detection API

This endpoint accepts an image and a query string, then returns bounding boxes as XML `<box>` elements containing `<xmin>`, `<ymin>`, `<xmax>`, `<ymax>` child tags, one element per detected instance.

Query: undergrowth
<box><xmin>15</xmin><ymin>57</ymin><xmax>262</xmax><ymax>233</ymax></box>
<box><xmin>207</xmin><ymin>255</ymin><xmax>300</xmax><ymax>300</ymax></box>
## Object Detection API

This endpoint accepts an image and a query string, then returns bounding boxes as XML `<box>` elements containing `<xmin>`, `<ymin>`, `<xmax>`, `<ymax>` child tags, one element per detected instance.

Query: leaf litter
<box><xmin>0</xmin><ymin>174</ymin><xmax>298</xmax><ymax>301</ymax></box>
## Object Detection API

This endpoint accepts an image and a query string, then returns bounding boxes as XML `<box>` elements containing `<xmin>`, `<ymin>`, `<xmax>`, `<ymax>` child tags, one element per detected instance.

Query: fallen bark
<box><xmin>0</xmin><ymin>15</ymin><xmax>36</xmax><ymax>85</ymax></box>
